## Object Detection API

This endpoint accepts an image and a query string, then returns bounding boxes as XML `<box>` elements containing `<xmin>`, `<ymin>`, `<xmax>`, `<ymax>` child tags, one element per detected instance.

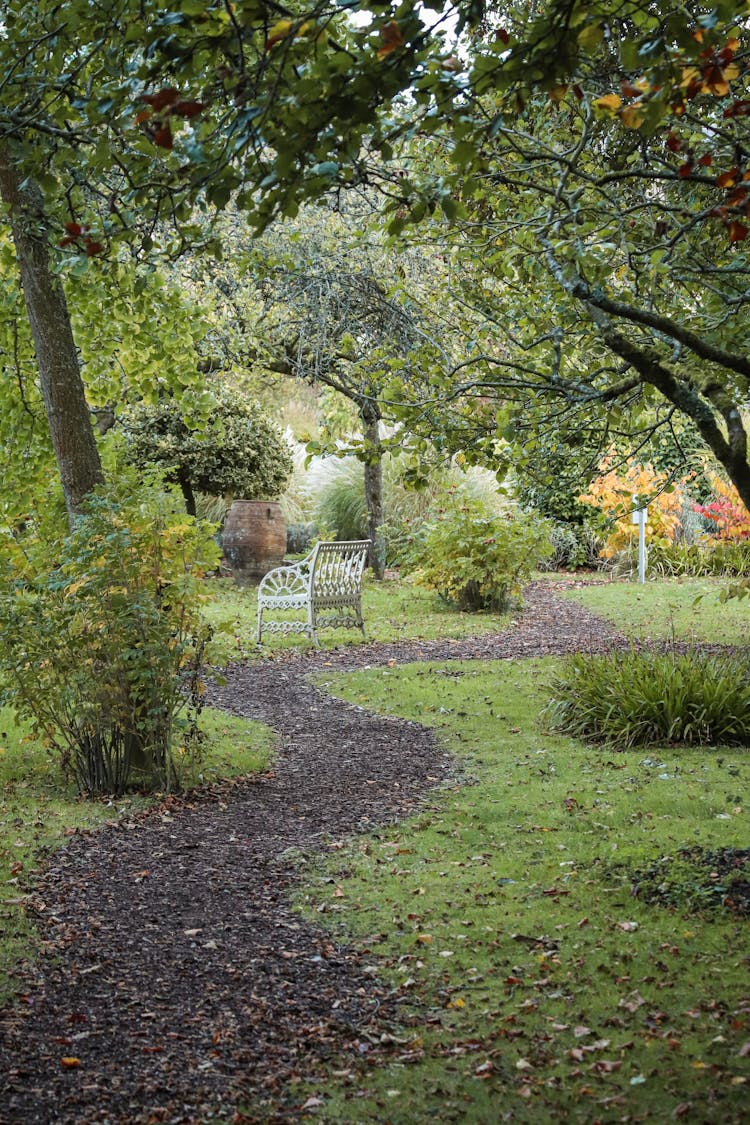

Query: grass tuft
<box><xmin>544</xmin><ymin>648</ymin><xmax>750</xmax><ymax>748</ymax></box>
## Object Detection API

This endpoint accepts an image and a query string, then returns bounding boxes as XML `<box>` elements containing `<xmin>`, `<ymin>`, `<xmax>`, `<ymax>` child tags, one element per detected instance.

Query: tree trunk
<box><xmin>362</xmin><ymin>408</ymin><xmax>385</xmax><ymax>579</ymax></box>
<box><xmin>178</xmin><ymin>469</ymin><xmax>197</xmax><ymax>517</ymax></box>
<box><xmin>0</xmin><ymin>148</ymin><xmax>104</xmax><ymax>523</ymax></box>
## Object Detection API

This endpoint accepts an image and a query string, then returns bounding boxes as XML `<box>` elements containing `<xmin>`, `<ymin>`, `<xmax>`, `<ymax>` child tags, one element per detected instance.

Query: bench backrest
<box><xmin>309</xmin><ymin>540</ymin><xmax>370</xmax><ymax>598</ymax></box>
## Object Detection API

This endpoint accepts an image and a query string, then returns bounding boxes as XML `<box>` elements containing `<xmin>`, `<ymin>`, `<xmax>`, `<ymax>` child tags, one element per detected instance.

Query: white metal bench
<box><xmin>256</xmin><ymin>540</ymin><xmax>370</xmax><ymax>647</ymax></box>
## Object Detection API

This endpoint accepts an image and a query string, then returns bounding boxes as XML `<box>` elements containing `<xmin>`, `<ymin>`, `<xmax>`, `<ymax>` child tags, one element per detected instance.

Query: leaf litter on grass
<box><xmin>296</xmin><ymin>657</ymin><xmax>750</xmax><ymax>1123</ymax></box>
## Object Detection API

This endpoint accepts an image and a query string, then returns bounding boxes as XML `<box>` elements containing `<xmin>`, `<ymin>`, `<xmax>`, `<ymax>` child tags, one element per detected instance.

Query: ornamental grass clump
<box><xmin>545</xmin><ymin>649</ymin><xmax>750</xmax><ymax>748</ymax></box>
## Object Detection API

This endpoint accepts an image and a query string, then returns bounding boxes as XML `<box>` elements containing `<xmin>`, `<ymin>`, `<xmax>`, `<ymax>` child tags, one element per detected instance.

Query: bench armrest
<box><xmin>258</xmin><ymin>561</ymin><xmax>311</xmax><ymax>598</ymax></box>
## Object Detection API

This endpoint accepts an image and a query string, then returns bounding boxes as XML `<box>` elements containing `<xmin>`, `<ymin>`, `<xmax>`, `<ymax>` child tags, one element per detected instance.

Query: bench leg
<box><xmin>256</xmin><ymin>607</ymin><xmax>263</xmax><ymax>645</ymax></box>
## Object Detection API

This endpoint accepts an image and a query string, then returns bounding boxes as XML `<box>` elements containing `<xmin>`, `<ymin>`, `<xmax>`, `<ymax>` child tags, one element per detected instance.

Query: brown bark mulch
<box><xmin>0</xmin><ymin>584</ymin><xmax>623</xmax><ymax>1125</ymax></box>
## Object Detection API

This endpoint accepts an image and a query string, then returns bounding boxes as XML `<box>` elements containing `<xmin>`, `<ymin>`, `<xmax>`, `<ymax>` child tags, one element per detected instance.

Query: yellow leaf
<box><xmin>620</xmin><ymin>102</ymin><xmax>646</xmax><ymax>129</ymax></box>
<box><xmin>61</xmin><ymin>1057</ymin><xmax>81</xmax><ymax>1068</ymax></box>
<box><xmin>416</xmin><ymin>933</ymin><xmax>433</xmax><ymax>943</ymax></box>
<box><xmin>549</xmin><ymin>84</ymin><xmax>568</xmax><ymax>103</ymax></box>
<box><xmin>594</xmin><ymin>93</ymin><xmax>622</xmax><ymax>113</ymax></box>
<box><xmin>265</xmin><ymin>19</ymin><xmax>293</xmax><ymax>49</ymax></box>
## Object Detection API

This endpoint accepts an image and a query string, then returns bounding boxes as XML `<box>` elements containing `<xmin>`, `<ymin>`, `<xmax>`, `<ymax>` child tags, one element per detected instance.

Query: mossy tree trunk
<box><xmin>0</xmin><ymin>148</ymin><xmax>104</xmax><ymax>524</ymax></box>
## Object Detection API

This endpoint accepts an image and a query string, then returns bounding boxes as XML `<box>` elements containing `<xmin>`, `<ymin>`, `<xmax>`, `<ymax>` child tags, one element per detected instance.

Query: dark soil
<box><xmin>0</xmin><ymin>584</ymin><xmax>626</xmax><ymax>1124</ymax></box>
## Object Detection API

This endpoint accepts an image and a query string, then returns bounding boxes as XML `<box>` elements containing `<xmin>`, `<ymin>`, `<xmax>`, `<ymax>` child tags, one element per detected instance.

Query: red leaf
<box><xmin>84</xmin><ymin>239</ymin><xmax>104</xmax><ymax>257</ymax></box>
<box><xmin>153</xmin><ymin>125</ymin><xmax>173</xmax><ymax>150</ymax></box>
<box><xmin>496</xmin><ymin>28</ymin><xmax>510</xmax><ymax>44</ymax></box>
<box><xmin>377</xmin><ymin>21</ymin><xmax>404</xmax><ymax>59</ymax></box>
<box><xmin>64</xmin><ymin>221</ymin><xmax>82</xmax><ymax>236</ymax></box>
<box><xmin>727</xmin><ymin>221</ymin><xmax>748</xmax><ymax>242</ymax></box>
<box><xmin>678</xmin><ymin>160</ymin><xmax>694</xmax><ymax>178</ymax></box>
<box><xmin>170</xmin><ymin>100</ymin><xmax>204</xmax><ymax>118</ymax></box>
<box><xmin>717</xmin><ymin>168</ymin><xmax>739</xmax><ymax>188</ymax></box>
<box><xmin>724</xmin><ymin>100</ymin><xmax>750</xmax><ymax>118</ymax></box>
<box><xmin>666</xmin><ymin>133</ymin><xmax>683</xmax><ymax>153</ymax></box>
<box><xmin>698</xmin><ymin>154</ymin><xmax>713</xmax><ymax>167</ymax></box>
<box><xmin>141</xmin><ymin>87</ymin><xmax>179</xmax><ymax>111</ymax></box>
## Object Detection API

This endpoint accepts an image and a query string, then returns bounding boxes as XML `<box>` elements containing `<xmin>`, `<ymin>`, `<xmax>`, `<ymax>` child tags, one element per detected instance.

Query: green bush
<box><xmin>537</xmin><ymin>520</ymin><xmax>603</xmax><ymax>571</ymax></box>
<box><xmin>120</xmin><ymin>385</ymin><xmax>293</xmax><ymax>516</ymax></box>
<box><xmin>311</xmin><ymin>455</ymin><xmax>505</xmax><ymax>565</ymax></box>
<box><xmin>403</xmin><ymin>496</ymin><xmax>552</xmax><ymax>611</ymax></box>
<box><xmin>0</xmin><ymin>474</ymin><xmax>220</xmax><ymax>795</ymax></box>
<box><xmin>313</xmin><ymin>458</ymin><xmax>369</xmax><ymax>541</ymax></box>
<box><xmin>544</xmin><ymin>649</ymin><xmax>750</xmax><ymax>748</ymax></box>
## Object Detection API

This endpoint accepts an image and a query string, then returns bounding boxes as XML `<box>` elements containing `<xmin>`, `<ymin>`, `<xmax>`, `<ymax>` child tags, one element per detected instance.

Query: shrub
<box><xmin>0</xmin><ymin>474</ymin><xmax>219</xmax><ymax>795</ymax></box>
<box><xmin>120</xmin><ymin>385</ymin><xmax>293</xmax><ymax>517</ymax></box>
<box><xmin>693</xmin><ymin>471</ymin><xmax>750</xmax><ymax>540</ymax></box>
<box><xmin>544</xmin><ymin>649</ymin><xmax>750</xmax><ymax>748</ymax></box>
<box><xmin>403</xmin><ymin>496</ymin><xmax>552</xmax><ymax>611</ymax></box>
<box><xmin>579</xmin><ymin>458</ymin><xmax>689</xmax><ymax>559</ymax></box>
<box><xmin>536</xmin><ymin>520</ymin><xmax>603</xmax><ymax>571</ymax></box>
<box><xmin>648</xmin><ymin>540</ymin><xmax>750</xmax><ymax>578</ymax></box>
<box><xmin>308</xmin><ymin>454</ymin><xmax>505</xmax><ymax>565</ymax></box>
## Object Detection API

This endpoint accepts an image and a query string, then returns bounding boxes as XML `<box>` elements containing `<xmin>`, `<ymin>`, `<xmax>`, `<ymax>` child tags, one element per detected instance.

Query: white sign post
<box><xmin>632</xmin><ymin>505</ymin><xmax>648</xmax><ymax>584</ymax></box>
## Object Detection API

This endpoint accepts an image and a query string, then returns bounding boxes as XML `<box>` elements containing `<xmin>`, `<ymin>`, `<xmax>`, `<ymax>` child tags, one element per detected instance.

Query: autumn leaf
<box><xmin>378</xmin><ymin>22</ymin><xmax>404</xmax><ymax>59</ymax></box>
<box><xmin>727</xmin><ymin>221</ymin><xmax>748</xmax><ymax>242</ymax></box>
<box><xmin>265</xmin><ymin>20</ymin><xmax>293</xmax><ymax>49</ymax></box>
<box><xmin>171</xmin><ymin>100</ymin><xmax>204</xmax><ymax>119</ymax></box>
<box><xmin>141</xmin><ymin>87</ymin><xmax>179</xmax><ymax>111</ymax></box>
<box><xmin>594</xmin><ymin>93</ymin><xmax>622</xmax><ymax>113</ymax></box>
<box><xmin>153</xmin><ymin>125</ymin><xmax>173</xmax><ymax>150</ymax></box>
<box><xmin>717</xmin><ymin>168</ymin><xmax>739</xmax><ymax>188</ymax></box>
<box><xmin>60</xmin><ymin>1057</ymin><xmax>81</xmax><ymax>1068</ymax></box>
<box><xmin>620</xmin><ymin>102</ymin><xmax>645</xmax><ymax>130</ymax></box>
<box><xmin>724</xmin><ymin>100</ymin><xmax>750</xmax><ymax>118</ymax></box>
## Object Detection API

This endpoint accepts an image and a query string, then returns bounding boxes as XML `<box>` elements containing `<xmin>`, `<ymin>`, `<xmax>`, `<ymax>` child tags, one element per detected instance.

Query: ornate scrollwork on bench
<box><xmin>256</xmin><ymin>540</ymin><xmax>370</xmax><ymax>647</ymax></box>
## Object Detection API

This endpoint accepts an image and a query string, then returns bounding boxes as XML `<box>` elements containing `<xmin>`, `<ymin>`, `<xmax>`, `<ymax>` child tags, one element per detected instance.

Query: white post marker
<box><xmin>632</xmin><ymin>504</ymin><xmax>648</xmax><ymax>584</ymax></box>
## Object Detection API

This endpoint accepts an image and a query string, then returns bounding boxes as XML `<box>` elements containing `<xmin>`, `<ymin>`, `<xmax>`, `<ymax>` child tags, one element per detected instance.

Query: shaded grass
<box><xmin>202</xmin><ymin>573</ymin><xmax>513</xmax><ymax>663</ymax></box>
<box><xmin>0</xmin><ymin>706</ymin><xmax>275</xmax><ymax>1008</ymax></box>
<box><xmin>558</xmin><ymin>577</ymin><xmax>745</xmax><ymax>644</ymax></box>
<box><xmin>288</xmin><ymin>658</ymin><xmax>749</xmax><ymax>1124</ymax></box>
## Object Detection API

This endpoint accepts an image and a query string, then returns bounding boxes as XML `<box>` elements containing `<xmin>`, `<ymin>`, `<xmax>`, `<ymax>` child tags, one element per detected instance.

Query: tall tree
<box><xmin>381</xmin><ymin>1</ymin><xmax>750</xmax><ymax>505</ymax></box>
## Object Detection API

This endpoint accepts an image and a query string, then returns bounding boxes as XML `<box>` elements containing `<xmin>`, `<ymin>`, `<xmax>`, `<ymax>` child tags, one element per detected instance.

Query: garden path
<box><xmin>0</xmin><ymin>583</ymin><xmax>623</xmax><ymax>1124</ymax></box>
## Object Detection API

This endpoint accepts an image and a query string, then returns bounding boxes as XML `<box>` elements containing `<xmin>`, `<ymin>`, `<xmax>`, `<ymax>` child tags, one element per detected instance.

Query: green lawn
<box><xmin>202</xmin><ymin>573</ymin><xmax>514</xmax><ymax>663</ymax></box>
<box><xmin>286</xmin><ymin>656</ymin><xmax>749</xmax><ymax>1123</ymax></box>
<box><xmin>3</xmin><ymin>571</ymin><xmax>749</xmax><ymax>1121</ymax></box>
<box><xmin>559</xmin><ymin>576</ymin><xmax>747</xmax><ymax>645</ymax></box>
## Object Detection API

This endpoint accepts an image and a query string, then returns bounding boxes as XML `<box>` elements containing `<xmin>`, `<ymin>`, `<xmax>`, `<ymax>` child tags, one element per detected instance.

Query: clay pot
<box><xmin>222</xmin><ymin>500</ymin><xmax>287</xmax><ymax>585</ymax></box>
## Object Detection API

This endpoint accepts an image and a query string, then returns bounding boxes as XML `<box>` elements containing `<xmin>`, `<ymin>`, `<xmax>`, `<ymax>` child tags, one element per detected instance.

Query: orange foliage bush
<box><xmin>579</xmin><ymin>459</ymin><xmax>688</xmax><ymax>559</ymax></box>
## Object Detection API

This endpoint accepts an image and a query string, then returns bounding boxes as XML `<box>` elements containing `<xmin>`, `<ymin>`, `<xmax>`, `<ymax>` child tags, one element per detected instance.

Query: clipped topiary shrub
<box><xmin>403</xmin><ymin>495</ymin><xmax>552</xmax><ymax>612</ymax></box>
<box><xmin>120</xmin><ymin>385</ymin><xmax>293</xmax><ymax>517</ymax></box>
<box><xmin>544</xmin><ymin>649</ymin><xmax>750</xmax><ymax>748</ymax></box>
